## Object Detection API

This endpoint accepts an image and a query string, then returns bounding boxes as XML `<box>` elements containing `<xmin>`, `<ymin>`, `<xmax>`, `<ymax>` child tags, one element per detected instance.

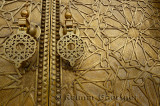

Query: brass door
<box><xmin>0</xmin><ymin>0</ymin><xmax>42</xmax><ymax>105</ymax></box>
<box><xmin>0</xmin><ymin>0</ymin><xmax>160</xmax><ymax>106</ymax></box>
<box><xmin>59</xmin><ymin>0</ymin><xmax>160</xmax><ymax>106</ymax></box>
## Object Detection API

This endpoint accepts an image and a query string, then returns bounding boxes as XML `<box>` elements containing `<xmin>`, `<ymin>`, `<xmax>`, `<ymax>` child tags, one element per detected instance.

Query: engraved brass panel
<box><xmin>0</xmin><ymin>0</ymin><xmax>160</xmax><ymax>106</ymax></box>
<box><xmin>0</xmin><ymin>0</ymin><xmax>42</xmax><ymax>105</ymax></box>
<box><xmin>60</xmin><ymin>0</ymin><xmax>160</xmax><ymax>106</ymax></box>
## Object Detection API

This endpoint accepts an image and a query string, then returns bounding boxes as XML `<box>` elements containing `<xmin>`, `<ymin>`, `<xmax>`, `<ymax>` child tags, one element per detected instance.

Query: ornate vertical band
<box><xmin>50</xmin><ymin>0</ymin><xmax>61</xmax><ymax>106</ymax></box>
<box><xmin>37</xmin><ymin>0</ymin><xmax>50</xmax><ymax>105</ymax></box>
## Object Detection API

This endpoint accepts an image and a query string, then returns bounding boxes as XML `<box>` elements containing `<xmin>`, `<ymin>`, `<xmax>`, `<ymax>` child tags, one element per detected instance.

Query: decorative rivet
<box><xmin>57</xmin><ymin>101</ymin><xmax>61</xmax><ymax>105</ymax></box>
<box><xmin>38</xmin><ymin>80</ymin><xmax>42</xmax><ymax>84</ymax></box>
<box><xmin>57</xmin><ymin>84</ymin><xmax>60</xmax><ymax>87</ymax></box>
<box><xmin>39</xmin><ymin>59</ymin><xmax>43</xmax><ymax>62</ymax></box>
<box><xmin>57</xmin><ymin>89</ymin><xmax>60</xmax><ymax>93</ymax></box>
<box><xmin>57</xmin><ymin>78</ymin><xmax>60</xmax><ymax>82</ymax></box>
<box><xmin>41</xmin><ymin>24</ymin><xmax>45</xmax><ymax>28</ymax></box>
<box><xmin>37</xmin><ymin>98</ymin><xmax>41</xmax><ymax>102</ymax></box>
<box><xmin>56</xmin><ymin>95</ymin><xmax>61</xmax><ymax>99</ymax></box>
<box><xmin>39</xmin><ymin>49</ymin><xmax>43</xmax><ymax>53</ymax></box>
<box><xmin>56</xmin><ymin>73</ymin><xmax>60</xmax><ymax>77</ymax></box>
<box><xmin>38</xmin><ymin>92</ymin><xmax>42</xmax><ymax>96</ymax></box>
<box><xmin>38</xmin><ymin>85</ymin><xmax>42</xmax><ymax>89</ymax></box>
<box><xmin>38</xmin><ymin>74</ymin><xmax>42</xmax><ymax>78</ymax></box>
<box><xmin>40</xmin><ymin>41</ymin><xmax>44</xmax><ymax>45</ymax></box>
<box><xmin>40</xmin><ymin>45</ymin><xmax>44</xmax><ymax>48</ymax></box>
<box><xmin>41</xmin><ymin>21</ymin><xmax>45</xmax><ymax>24</ymax></box>
<box><xmin>39</xmin><ymin>64</ymin><xmax>43</xmax><ymax>68</ymax></box>
<box><xmin>40</xmin><ymin>54</ymin><xmax>43</xmax><ymax>58</ymax></box>
<box><xmin>42</xmin><ymin>14</ymin><xmax>45</xmax><ymax>17</ymax></box>
<box><xmin>56</xmin><ymin>63</ymin><xmax>60</xmax><ymax>67</ymax></box>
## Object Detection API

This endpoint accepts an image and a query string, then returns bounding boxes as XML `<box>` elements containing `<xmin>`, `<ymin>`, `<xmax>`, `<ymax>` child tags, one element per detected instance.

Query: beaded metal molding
<box><xmin>37</xmin><ymin>0</ymin><xmax>50</xmax><ymax>105</ymax></box>
<box><xmin>50</xmin><ymin>0</ymin><xmax>61</xmax><ymax>105</ymax></box>
<box><xmin>37</xmin><ymin>0</ymin><xmax>61</xmax><ymax>106</ymax></box>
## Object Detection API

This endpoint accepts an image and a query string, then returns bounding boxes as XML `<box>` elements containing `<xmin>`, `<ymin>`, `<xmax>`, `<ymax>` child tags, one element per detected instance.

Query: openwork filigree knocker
<box><xmin>3</xmin><ymin>5</ymin><xmax>40</xmax><ymax>68</ymax></box>
<box><xmin>57</xmin><ymin>7</ymin><xmax>85</xmax><ymax>66</ymax></box>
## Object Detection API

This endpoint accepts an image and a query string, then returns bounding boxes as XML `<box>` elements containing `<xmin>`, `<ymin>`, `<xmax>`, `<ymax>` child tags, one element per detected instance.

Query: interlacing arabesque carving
<box><xmin>60</xmin><ymin>0</ymin><xmax>160</xmax><ymax>106</ymax></box>
<box><xmin>0</xmin><ymin>0</ymin><xmax>41</xmax><ymax>105</ymax></box>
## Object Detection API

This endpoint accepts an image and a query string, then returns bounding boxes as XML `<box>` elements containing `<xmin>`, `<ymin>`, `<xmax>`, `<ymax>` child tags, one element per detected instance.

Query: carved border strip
<box><xmin>37</xmin><ymin>0</ymin><xmax>50</xmax><ymax>105</ymax></box>
<box><xmin>50</xmin><ymin>0</ymin><xmax>61</xmax><ymax>105</ymax></box>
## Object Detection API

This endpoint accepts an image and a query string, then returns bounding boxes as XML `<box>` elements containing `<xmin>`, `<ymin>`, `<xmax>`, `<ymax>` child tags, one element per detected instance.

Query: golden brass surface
<box><xmin>60</xmin><ymin>0</ymin><xmax>160</xmax><ymax>106</ymax></box>
<box><xmin>0</xmin><ymin>0</ymin><xmax>42</xmax><ymax>105</ymax></box>
<box><xmin>0</xmin><ymin>0</ymin><xmax>160</xmax><ymax>106</ymax></box>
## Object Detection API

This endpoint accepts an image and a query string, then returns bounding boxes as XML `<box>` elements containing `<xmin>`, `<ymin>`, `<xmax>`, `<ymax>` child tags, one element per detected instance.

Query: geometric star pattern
<box><xmin>60</xmin><ymin>0</ymin><xmax>160</xmax><ymax>106</ymax></box>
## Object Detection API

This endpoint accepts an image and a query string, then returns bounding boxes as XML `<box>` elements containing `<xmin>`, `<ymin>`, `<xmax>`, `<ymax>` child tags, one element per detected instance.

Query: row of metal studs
<box><xmin>55</xmin><ymin>0</ymin><xmax>61</xmax><ymax>105</ymax></box>
<box><xmin>37</xmin><ymin>0</ymin><xmax>46</xmax><ymax>105</ymax></box>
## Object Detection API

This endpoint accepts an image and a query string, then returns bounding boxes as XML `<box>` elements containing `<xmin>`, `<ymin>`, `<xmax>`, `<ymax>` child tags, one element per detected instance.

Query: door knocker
<box><xmin>3</xmin><ymin>6</ymin><xmax>40</xmax><ymax>68</ymax></box>
<box><xmin>57</xmin><ymin>8</ymin><xmax>85</xmax><ymax>66</ymax></box>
